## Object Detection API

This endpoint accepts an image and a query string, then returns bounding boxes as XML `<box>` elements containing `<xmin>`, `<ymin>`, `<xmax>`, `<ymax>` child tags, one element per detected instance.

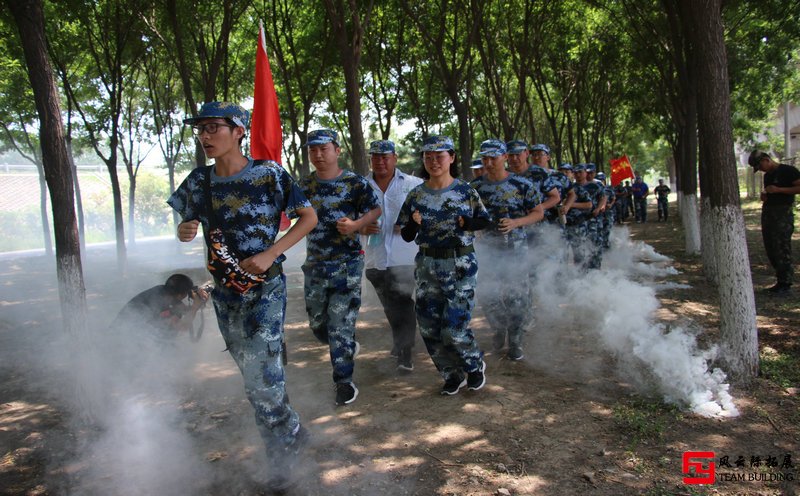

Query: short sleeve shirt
<box><xmin>654</xmin><ymin>184</ymin><xmax>671</xmax><ymax>199</ymax></box>
<box><xmin>167</xmin><ymin>159</ymin><xmax>310</xmax><ymax>262</ymax></box>
<box><xmin>631</xmin><ymin>181</ymin><xmax>649</xmax><ymax>199</ymax></box>
<box><xmin>471</xmin><ymin>174</ymin><xmax>541</xmax><ymax>242</ymax></box>
<box><xmin>298</xmin><ymin>169</ymin><xmax>380</xmax><ymax>263</ymax></box>
<box><xmin>396</xmin><ymin>179</ymin><xmax>489</xmax><ymax>248</ymax></box>
<box><xmin>521</xmin><ymin>165</ymin><xmax>558</xmax><ymax>198</ymax></box>
<box><xmin>764</xmin><ymin>164</ymin><xmax>800</xmax><ymax>207</ymax></box>
<box><xmin>566</xmin><ymin>182</ymin><xmax>594</xmax><ymax>224</ymax></box>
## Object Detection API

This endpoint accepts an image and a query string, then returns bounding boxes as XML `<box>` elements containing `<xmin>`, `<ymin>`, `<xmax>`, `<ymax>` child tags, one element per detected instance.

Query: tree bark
<box><xmin>6</xmin><ymin>0</ymin><xmax>87</xmax><ymax>335</ymax></box>
<box><xmin>678</xmin><ymin>0</ymin><xmax>758</xmax><ymax>383</ymax></box>
<box><xmin>322</xmin><ymin>0</ymin><xmax>372</xmax><ymax>177</ymax></box>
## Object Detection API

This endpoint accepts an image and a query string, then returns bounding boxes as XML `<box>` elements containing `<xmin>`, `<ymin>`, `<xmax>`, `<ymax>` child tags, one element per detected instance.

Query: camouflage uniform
<box><xmin>564</xmin><ymin>176</ymin><xmax>593</xmax><ymax>270</ymax></box>
<box><xmin>602</xmin><ymin>183</ymin><xmax>616</xmax><ymax>250</ymax></box>
<box><xmin>582</xmin><ymin>176</ymin><xmax>606</xmax><ymax>269</ymax></box>
<box><xmin>299</xmin><ymin>169</ymin><xmax>379</xmax><ymax>385</ymax></box>
<box><xmin>168</xmin><ymin>158</ymin><xmax>309</xmax><ymax>455</ymax></box>
<box><xmin>397</xmin><ymin>179</ymin><xmax>489</xmax><ymax>384</ymax></box>
<box><xmin>471</xmin><ymin>173</ymin><xmax>540</xmax><ymax>351</ymax></box>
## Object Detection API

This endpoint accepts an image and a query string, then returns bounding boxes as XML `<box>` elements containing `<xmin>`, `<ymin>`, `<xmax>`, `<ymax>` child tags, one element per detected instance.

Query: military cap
<box><xmin>184</xmin><ymin>101</ymin><xmax>250</xmax><ymax>129</ymax></box>
<box><xmin>304</xmin><ymin>129</ymin><xmax>339</xmax><ymax>147</ymax></box>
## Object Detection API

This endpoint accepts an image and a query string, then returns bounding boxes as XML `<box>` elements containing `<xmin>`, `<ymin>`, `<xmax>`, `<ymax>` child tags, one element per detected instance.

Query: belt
<box><xmin>419</xmin><ymin>245</ymin><xmax>474</xmax><ymax>259</ymax></box>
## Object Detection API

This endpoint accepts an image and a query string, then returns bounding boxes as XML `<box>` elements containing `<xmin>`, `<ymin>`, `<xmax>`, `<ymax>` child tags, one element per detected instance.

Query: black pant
<box><xmin>762</xmin><ymin>205</ymin><xmax>794</xmax><ymax>286</ymax></box>
<box><xmin>365</xmin><ymin>266</ymin><xmax>417</xmax><ymax>351</ymax></box>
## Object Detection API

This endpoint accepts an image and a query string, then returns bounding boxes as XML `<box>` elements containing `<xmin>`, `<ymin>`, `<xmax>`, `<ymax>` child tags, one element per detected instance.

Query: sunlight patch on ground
<box><xmin>0</xmin><ymin>401</ymin><xmax>55</xmax><ymax>428</ymax></box>
<box><xmin>422</xmin><ymin>423</ymin><xmax>482</xmax><ymax>446</ymax></box>
<box><xmin>368</xmin><ymin>456</ymin><xmax>424</xmax><ymax>472</ymax></box>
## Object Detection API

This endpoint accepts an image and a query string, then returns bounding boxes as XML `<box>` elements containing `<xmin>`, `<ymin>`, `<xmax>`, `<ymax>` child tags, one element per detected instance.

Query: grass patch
<box><xmin>612</xmin><ymin>397</ymin><xmax>682</xmax><ymax>449</ymax></box>
<box><xmin>760</xmin><ymin>348</ymin><xmax>800</xmax><ymax>388</ymax></box>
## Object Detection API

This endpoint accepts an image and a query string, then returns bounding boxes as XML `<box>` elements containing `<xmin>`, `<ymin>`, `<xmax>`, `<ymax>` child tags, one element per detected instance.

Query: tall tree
<box><xmin>677</xmin><ymin>0</ymin><xmax>758</xmax><ymax>383</ymax></box>
<box><xmin>401</xmin><ymin>0</ymin><xmax>482</xmax><ymax>178</ymax></box>
<box><xmin>4</xmin><ymin>0</ymin><xmax>87</xmax><ymax>336</ymax></box>
<box><xmin>322</xmin><ymin>0</ymin><xmax>374</xmax><ymax>176</ymax></box>
<box><xmin>255</xmin><ymin>0</ymin><xmax>331</xmax><ymax>178</ymax></box>
<box><xmin>156</xmin><ymin>0</ymin><xmax>250</xmax><ymax>168</ymax></box>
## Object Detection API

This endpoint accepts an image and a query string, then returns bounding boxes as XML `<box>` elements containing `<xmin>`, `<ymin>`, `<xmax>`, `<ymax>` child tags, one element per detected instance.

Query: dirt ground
<box><xmin>0</xmin><ymin>200</ymin><xmax>798</xmax><ymax>496</ymax></box>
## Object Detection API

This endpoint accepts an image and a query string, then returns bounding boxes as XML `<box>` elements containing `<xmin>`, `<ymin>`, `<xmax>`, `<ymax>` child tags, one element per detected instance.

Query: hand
<box><xmin>336</xmin><ymin>217</ymin><xmax>359</xmax><ymax>235</ymax></box>
<box><xmin>240</xmin><ymin>250</ymin><xmax>277</xmax><ymax>274</ymax></box>
<box><xmin>496</xmin><ymin>218</ymin><xmax>517</xmax><ymax>233</ymax></box>
<box><xmin>764</xmin><ymin>185</ymin><xmax>780</xmax><ymax>194</ymax></box>
<box><xmin>457</xmin><ymin>216</ymin><xmax>464</xmax><ymax>228</ymax></box>
<box><xmin>191</xmin><ymin>287</ymin><xmax>210</xmax><ymax>309</ymax></box>
<box><xmin>361</xmin><ymin>221</ymin><xmax>381</xmax><ymax>235</ymax></box>
<box><xmin>760</xmin><ymin>191</ymin><xmax>768</xmax><ymax>202</ymax></box>
<box><xmin>592</xmin><ymin>208</ymin><xmax>601</xmax><ymax>217</ymax></box>
<box><xmin>412</xmin><ymin>210</ymin><xmax>422</xmax><ymax>225</ymax></box>
<box><xmin>178</xmin><ymin>220</ymin><xmax>200</xmax><ymax>242</ymax></box>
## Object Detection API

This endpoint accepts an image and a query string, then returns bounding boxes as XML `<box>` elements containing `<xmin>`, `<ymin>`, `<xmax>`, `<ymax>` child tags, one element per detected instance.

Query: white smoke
<box><xmin>525</xmin><ymin>224</ymin><xmax>738</xmax><ymax>418</ymax></box>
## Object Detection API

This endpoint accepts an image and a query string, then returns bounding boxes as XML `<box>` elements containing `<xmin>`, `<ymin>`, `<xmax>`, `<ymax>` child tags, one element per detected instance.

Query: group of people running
<box><xmin>160</xmin><ymin>100</ymin><xmax>648</xmax><ymax>491</ymax></box>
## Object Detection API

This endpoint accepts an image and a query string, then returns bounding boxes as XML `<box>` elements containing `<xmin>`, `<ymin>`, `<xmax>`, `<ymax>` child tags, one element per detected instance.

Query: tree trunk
<box><xmin>680</xmin><ymin>0</ymin><xmax>758</xmax><ymax>383</ymax></box>
<box><xmin>341</xmin><ymin>56</ymin><xmax>368</xmax><ymax>176</ymax></box>
<box><xmin>6</xmin><ymin>0</ymin><xmax>87</xmax><ymax>336</ymax></box>
<box><xmin>453</xmin><ymin>97</ymin><xmax>472</xmax><ymax>180</ymax></box>
<box><xmin>127</xmin><ymin>180</ymin><xmax>136</xmax><ymax>247</ymax></box>
<box><xmin>35</xmin><ymin>160</ymin><xmax>53</xmax><ymax>256</ymax></box>
<box><xmin>66</xmin><ymin>138</ymin><xmax>86</xmax><ymax>254</ymax></box>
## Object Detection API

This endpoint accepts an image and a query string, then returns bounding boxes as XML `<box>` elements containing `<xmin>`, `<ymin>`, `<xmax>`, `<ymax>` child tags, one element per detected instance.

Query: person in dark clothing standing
<box><xmin>749</xmin><ymin>150</ymin><xmax>800</xmax><ymax>295</ymax></box>
<box><xmin>654</xmin><ymin>179</ymin><xmax>671</xmax><ymax>222</ymax></box>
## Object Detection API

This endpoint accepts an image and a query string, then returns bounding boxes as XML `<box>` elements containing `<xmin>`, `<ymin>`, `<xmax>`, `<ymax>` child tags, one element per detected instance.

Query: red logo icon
<box><xmin>683</xmin><ymin>451</ymin><xmax>716</xmax><ymax>484</ymax></box>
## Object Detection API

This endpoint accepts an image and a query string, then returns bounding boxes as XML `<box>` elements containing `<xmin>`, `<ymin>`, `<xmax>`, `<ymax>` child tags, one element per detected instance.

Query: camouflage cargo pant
<box><xmin>302</xmin><ymin>255</ymin><xmax>364</xmax><ymax>384</ymax></box>
<box><xmin>585</xmin><ymin>216</ymin><xmax>604</xmax><ymax>269</ymax></box>
<box><xmin>415</xmin><ymin>252</ymin><xmax>484</xmax><ymax>383</ymax></box>
<box><xmin>477</xmin><ymin>242</ymin><xmax>530</xmax><ymax>348</ymax></box>
<box><xmin>602</xmin><ymin>209</ymin><xmax>614</xmax><ymax>250</ymax></box>
<box><xmin>565</xmin><ymin>221</ymin><xmax>590</xmax><ymax>270</ymax></box>
<box><xmin>212</xmin><ymin>275</ymin><xmax>300</xmax><ymax>455</ymax></box>
<box><xmin>762</xmin><ymin>205</ymin><xmax>795</xmax><ymax>286</ymax></box>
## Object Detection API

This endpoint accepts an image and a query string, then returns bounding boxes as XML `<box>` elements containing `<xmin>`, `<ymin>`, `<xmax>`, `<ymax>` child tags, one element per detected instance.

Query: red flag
<box><xmin>609</xmin><ymin>155</ymin><xmax>635</xmax><ymax>186</ymax></box>
<box><xmin>251</xmin><ymin>21</ymin><xmax>282</xmax><ymax>163</ymax></box>
<box><xmin>252</xmin><ymin>21</ymin><xmax>290</xmax><ymax>230</ymax></box>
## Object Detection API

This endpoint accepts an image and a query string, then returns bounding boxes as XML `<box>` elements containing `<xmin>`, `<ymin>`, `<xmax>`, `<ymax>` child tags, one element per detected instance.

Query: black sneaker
<box><xmin>492</xmin><ymin>331</ymin><xmax>506</xmax><ymax>351</ymax></box>
<box><xmin>335</xmin><ymin>382</ymin><xmax>359</xmax><ymax>406</ymax></box>
<box><xmin>467</xmin><ymin>361</ymin><xmax>486</xmax><ymax>391</ymax></box>
<box><xmin>353</xmin><ymin>341</ymin><xmax>361</xmax><ymax>358</ymax></box>
<box><xmin>766</xmin><ymin>283</ymin><xmax>791</xmax><ymax>293</ymax></box>
<box><xmin>440</xmin><ymin>376</ymin><xmax>467</xmax><ymax>396</ymax></box>
<box><xmin>390</xmin><ymin>345</ymin><xmax>399</xmax><ymax>358</ymax></box>
<box><xmin>397</xmin><ymin>348</ymin><xmax>414</xmax><ymax>374</ymax></box>
<box><xmin>507</xmin><ymin>346</ymin><xmax>524</xmax><ymax>361</ymax></box>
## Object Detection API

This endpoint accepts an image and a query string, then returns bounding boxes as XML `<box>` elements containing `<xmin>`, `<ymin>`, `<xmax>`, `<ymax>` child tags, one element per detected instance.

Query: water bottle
<box><xmin>368</xmin><ymin>215</ymin><xmax>383</xmax><ymax>247</ymax></box>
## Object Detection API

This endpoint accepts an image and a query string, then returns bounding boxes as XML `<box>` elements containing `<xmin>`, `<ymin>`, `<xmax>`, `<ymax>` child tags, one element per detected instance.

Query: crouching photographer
<box><xmin>112</xmin><ymin>273</ymin><xmax>210</xmax><ymax>340</ymax></box>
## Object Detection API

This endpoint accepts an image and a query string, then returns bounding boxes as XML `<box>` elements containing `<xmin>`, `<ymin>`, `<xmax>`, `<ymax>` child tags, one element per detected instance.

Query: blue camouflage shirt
<box><xmin>397</xmin><ymin>179</ymin><xmax>489</xmax><ymax>248</ymax></box>
<box><xmin>167</xmin><ymin>159</ymin><xmax>310</xmax><ymax>263</ymax></box>
<box><xmin>566</xmin><ymin>182</ymin><xmax>594</xmax><ymax>224</ymax></box>
<box><xmin>471</xmin><ymin>175</ymin><xmax>541</xmax><ymax>242</ymax></box>
<box><xmin>520</xmin><ymin>165</ymin><xmax>558</xmax><ymax>199</ymax></box>
<box><xmin>299</xmin><ymin>169</ymin><xmax>380</xmax><ymax>263</ymax></box>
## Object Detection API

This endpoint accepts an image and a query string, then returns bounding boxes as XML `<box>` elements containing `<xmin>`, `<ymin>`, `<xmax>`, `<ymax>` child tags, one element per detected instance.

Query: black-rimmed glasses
<box><xmin>191</xmin><ymin>122</ymin><xmax>235</xmax><ymax>136</ymax></box>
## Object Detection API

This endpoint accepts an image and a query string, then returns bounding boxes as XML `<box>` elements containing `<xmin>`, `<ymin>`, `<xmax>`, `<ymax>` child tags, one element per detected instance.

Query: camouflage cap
<box><xmin>184</xmin><ymin>101</ymin><xmax>250</xmax><ymax>129</ymax></box>
<box><xmin>369</xmin><ymin>140</ymin><xmax>396</xmax><ymax>154</ymax></box>
<box><xmin>558</xmin><ymin>163</ymin><xmax>573</xmax><ymax>170</ymax></box>
<box><xmin>506</xmin><ymin>139</ymin><xmax>529</xmax><ymax>154</ymax></box>
<box><xmin>479</xmin><ymin>139</ymin><xmax>507</xmax><ymax>157</ymax></box>
<box><xmin>304</xmin><ymin>129</ymin><xmax>339</xmax><ymax>147</ymax></box>
<box><xmin>585</xmin><ymin>163</ymin><xmax>597</xmax><ymax>172</ymax></box>
<box><xmin>530</xmin><ymin>143</ymin><xmax>551</xmax><ymax>155</ymax></box>
<box><xmin>573</xmin><ymin>163</ymin><xmax>587</xmax><ymax>172</ymax></box>
<box><xmin>421</xmin><ymin>135</ymin><xmax>455</xmax><ymax>152</ymax></box>
<box><xmin>470</xmin><ymin>158</ymin><xmax>484</xmax><ymax>169</ymax></box>
<box><xmin>596</xmin><ymin>172</ymin><xmax>606</xmax><ymax>181</ymax></box>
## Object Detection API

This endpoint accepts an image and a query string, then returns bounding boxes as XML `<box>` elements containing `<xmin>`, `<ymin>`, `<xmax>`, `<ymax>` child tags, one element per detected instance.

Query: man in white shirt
<box><xmin>361</xmin><ymin>140</ymin><xmax>424</xmax><ymax>373</ymax></box>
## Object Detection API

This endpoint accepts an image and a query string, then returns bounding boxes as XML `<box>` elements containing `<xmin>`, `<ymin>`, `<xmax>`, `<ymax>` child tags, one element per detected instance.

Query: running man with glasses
<box><xmin>168</xmin><ymin>102</ymin><xmax>317</xmax><ymax>492</ymax></box>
